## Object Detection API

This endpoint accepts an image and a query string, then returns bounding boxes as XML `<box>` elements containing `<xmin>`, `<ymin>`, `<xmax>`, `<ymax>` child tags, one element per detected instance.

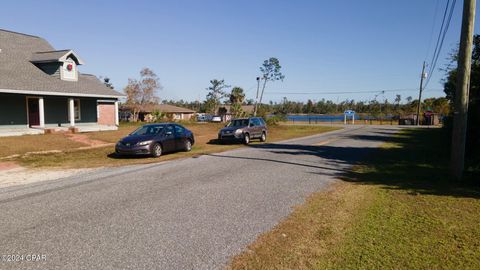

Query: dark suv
<box><xmin>218</xmin><ymin>117</ymin><xmax>268</xmax><ymax>144</ymax></box>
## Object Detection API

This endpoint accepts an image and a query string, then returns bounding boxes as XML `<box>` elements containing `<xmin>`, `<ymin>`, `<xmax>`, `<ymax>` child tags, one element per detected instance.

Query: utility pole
<box><xmin>451</xmin><ymin>0</ymin><xmax>476</xmax><ymax>181</ymax></box>
<box><xmin>253</xmin><ymin>77</ymin><xmax>260</xmax><ymax>116</ymax></box>
<box><xmin>416</xmin><ymin>61</ymin><xmax>427</xmax><ymax>126</ymax></box>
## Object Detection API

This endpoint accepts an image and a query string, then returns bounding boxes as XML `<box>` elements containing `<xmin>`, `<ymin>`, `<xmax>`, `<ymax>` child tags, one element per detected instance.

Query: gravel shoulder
<box><xmin>0</xmin><ymin>164</ymin><xmax>96</xmax><ymax>189</ymax></box>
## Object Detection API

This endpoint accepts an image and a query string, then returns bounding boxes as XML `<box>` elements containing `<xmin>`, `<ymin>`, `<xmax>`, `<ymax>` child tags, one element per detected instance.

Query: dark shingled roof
<box><xmin>31</xmin><ymin>49</ymin><xmax>80</xmax><ymax>63</ymax></box>
<box><xmin>0</xmin><ymin>29</ymin><xmax>123</xmax><ymax>98</ymax></box>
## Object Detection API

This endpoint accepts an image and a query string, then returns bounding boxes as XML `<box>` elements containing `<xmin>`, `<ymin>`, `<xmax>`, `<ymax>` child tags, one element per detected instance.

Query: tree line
<box><xmin>160</xmin><ymin>96</ymin><xmax>450</xmax><ymax>117</ymax></box>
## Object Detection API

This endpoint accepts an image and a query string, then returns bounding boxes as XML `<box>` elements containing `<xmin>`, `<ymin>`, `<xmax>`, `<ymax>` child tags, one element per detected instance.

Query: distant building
<box><xmin>120</xmin><ymin>104</ymin><xmax>196</xmax><ymax>122</ymax></box>
<box><xmin>399</xmin><ymin>111</ymin><xmax>441</xmax><ymax>126</ymax></box>
<box><xmin>0</xmin><ymin>29</ymin><xmax>124</xmax><ymax>135</ymax></box>
<box><xmin>216</xmin><ymin>105</ymin><xmax>255</xmax><ymax>122</ymax></box>
<box><xmin>217</xmin><ymin>105</ymin><xmax>255</xmax><ymax>115</ymax></box>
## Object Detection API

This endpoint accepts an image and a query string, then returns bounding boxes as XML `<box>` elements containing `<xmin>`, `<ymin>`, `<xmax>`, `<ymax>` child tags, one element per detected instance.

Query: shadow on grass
<box><xmin>107</xmin><ymin>153</ymin><xmax>157</xmax><ymax>160</ymax></box>
<box><xmin>245</xmin><ymin>128</ymin><xmax>480</xmax><ymax>199</ymax></box>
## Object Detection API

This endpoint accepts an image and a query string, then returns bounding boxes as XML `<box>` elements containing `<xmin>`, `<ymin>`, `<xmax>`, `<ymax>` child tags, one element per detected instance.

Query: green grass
<box><xmin>228</xmin><ymin>128</ymin><xmax>480</xmax><ymax>270</ymax></box>
<box><xmin>318</xmin><ymin>129</ymin><xmax>480</xmax><ymax>269</ymax></box>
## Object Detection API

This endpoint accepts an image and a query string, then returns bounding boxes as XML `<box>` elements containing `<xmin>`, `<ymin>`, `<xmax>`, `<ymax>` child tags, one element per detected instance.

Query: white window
<box><xmin>74</xmin><ymin>99</ymin><xmax>81</xmax><ymax>120</ymax></box>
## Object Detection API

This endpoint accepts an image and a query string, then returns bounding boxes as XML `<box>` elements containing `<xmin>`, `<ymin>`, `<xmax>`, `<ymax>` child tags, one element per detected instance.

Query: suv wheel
<box><xmin>184</xmin><ymin>139</ymin><xmax>192</xmax><ymax>152</ymax></box>
<box><xmin>151</xmin><ymin>143</ymin><xmax>162</xmax><ymax>157</ymax></box>
<box><xmin>243</xmin><ymin>133</ymin><xmax>250</xmax><ymax>145</ymax></box>
<box><xmin>260</xmin><ymin>132</ymin><xmax>267</xmax><ymax>142</ymax></box>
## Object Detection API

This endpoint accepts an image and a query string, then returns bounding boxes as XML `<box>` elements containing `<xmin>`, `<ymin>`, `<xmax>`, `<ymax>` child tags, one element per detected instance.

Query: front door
<box><xmin>27</xmin><ymin>98</ymin><xmax>40</xmax><ymax>127</ymax></box>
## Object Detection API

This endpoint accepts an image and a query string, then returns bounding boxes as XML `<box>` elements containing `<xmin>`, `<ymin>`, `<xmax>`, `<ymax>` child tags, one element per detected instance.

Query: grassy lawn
<box><xmin>0</xmin><ymin>134</ymin><xmax>87</xmax><ymax>158</ymax></box>
<box><xmin>228</xmin><ymin>128</ymin><xmax>480</xmax><ymax>270</ymax></box>
<box><xmin>14</xmin><ymin>123</ymin><xmax>339</xmax><ymax>168</ymax></box>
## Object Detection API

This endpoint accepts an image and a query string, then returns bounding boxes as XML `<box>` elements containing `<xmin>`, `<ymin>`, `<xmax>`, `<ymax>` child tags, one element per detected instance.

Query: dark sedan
<box><xmin>115</xmin><ymin>123</ymin><xmax>195</xmax><ymax>157</ymax></box>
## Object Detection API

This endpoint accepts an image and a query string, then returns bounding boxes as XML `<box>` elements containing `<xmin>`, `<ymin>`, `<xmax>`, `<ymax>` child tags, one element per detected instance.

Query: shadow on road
<box><xmin>207</xmin><ymin>152</ymin><xmax>347</xmax><ymax>174</ymax></box>
<box><xmin>213</xmin><ymin>128</ymin><xmax>480</xmax><ymax>199</ymax></box>
<box><xmin>206</xmin><ymin>139</ymin><xmax>245</xmax><ymax>145</ymax></box>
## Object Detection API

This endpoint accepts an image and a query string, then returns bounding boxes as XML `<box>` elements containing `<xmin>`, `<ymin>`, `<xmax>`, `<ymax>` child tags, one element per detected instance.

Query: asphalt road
<box><xmin>0</xmin><ymin>125</ymin><xmax>402</xmax><ymax>270</ymax></box>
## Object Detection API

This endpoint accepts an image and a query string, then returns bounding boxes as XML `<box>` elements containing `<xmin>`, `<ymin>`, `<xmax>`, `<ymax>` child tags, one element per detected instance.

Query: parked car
<box><xmin>211</xmin><ymin>116</ymin><xmax>222</xmax><ymax>122</ymax></box>
<box><xmin>115</xmin><ymin>123</ymin><xmax>195</xmax><ymax>157</ymax></box>
<box><xmin>197</xmin><ymin>115</ymin><xmax>207</xmax><ymax>122</ymax></box>
<box><xmin>218</xmin><ymin>117</ymin><xmax>267</xmax><ymax>144</ymax></box>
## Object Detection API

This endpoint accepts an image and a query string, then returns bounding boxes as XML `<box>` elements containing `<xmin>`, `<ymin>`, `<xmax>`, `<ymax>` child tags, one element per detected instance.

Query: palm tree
<box><xmin>230</xmin><ymin>87</ymin><xmax>246</xmax><ymax>117</ymax></box>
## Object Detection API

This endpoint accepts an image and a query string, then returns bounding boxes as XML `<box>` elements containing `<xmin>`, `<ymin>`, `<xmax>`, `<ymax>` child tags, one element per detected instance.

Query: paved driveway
<box><xmin>0</xmin><ymin>125</ymin><xmax>401</xmax><ymax>269</ymax></box>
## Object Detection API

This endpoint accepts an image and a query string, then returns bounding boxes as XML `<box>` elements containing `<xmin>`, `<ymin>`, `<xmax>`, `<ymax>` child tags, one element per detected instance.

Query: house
<box><xmin>120</xmin><ymin>104</ymin><xmax>196</xmax><ymax>122</ymax></box>
<box><xmin>399</xmin><ymin>112</ymin><xmax>440</xmax><ymax>126</ymax></box>
<box><xmin>217</xmin><ymin>104</ymin><xmax>255</xmax><ymax>115</ymax></box>
<box><xmin>216</xmin><ymin>104</ymin><xmax>255</xmax><ymax>121</ymax></box>
<box><xmin>0</xmin><ymin>29</ymin><xmax>124</xmax><ymax>135</ymax></box>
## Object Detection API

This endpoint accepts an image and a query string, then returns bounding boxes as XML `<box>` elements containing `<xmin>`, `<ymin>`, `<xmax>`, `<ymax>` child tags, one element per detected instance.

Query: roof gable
<box><xmin>31</xmin><ymin>49</ymin><xmax>85</xmax><ymax>65</ymax></box>
<box><xmin>0</xmin><ymin>29</ymin><xmax>123</xmax><ymax>98</ymax></box>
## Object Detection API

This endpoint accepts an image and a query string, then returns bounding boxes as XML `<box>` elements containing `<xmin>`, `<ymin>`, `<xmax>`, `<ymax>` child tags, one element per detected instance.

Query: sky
<box><xmin>1</xmin><ymin>0</ymin><xmax>479</xmax><ymax>104</ymax></box>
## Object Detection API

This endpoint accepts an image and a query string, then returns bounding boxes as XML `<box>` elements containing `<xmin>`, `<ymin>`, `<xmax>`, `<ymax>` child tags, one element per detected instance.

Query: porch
<box><xmin>0</xmin><ymin>124</ymin><xmax>118</xmax><ymax>137</ymax></box>
<box><xmin>0</xmin><ymin>93</ymin><xmax>119</xmax><ymax>135</ymax></box>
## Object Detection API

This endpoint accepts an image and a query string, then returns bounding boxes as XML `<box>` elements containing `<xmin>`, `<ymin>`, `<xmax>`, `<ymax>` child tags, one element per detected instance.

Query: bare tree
<box><xmin>124</xmin><ymin>68</ymin><xmax>162</xmax><ymax>121</ymax></box>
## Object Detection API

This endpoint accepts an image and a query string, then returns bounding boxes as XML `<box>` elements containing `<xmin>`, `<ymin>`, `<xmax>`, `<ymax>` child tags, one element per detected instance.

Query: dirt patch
<box><xmin>66</xmin><ymin>133</ymin><xmax>109</xmax><ymax>147</ymax></box>
<box><xmin>0</xmin><ymin>161</ymin><xmax>20</xmax><ymax>171</ymax></box>
<box><xmin>0</xmin><ymin>165</ymin><xmax>95</xmax><ymax>189</ymax></box>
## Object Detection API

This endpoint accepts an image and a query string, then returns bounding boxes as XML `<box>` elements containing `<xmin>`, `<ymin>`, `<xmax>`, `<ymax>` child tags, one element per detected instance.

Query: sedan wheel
<box><xmin>151</xmin><ymin>143</ymin><xmax>162</xmax><ymax>157</ymax></box>
<box><xmin>184</xmin><ymin>139</ymin><xmax>192</xmax><ymax>152</ymax></box>
<box><xmin>244</xmin><ymin>133</ymin><xmax>250</xmax><ymax>145</ymax></box>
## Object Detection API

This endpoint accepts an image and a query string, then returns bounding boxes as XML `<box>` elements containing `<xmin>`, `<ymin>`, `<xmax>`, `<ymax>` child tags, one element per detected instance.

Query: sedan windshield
<box><xmin>131</xmin><ymin>125</ymin><xmax>164</xmax><ymax>136</ymax></box>
<box><xmin>228</xmin><ymin>119</ymin><xmax>249</xmax><ymax>127</ymax></box>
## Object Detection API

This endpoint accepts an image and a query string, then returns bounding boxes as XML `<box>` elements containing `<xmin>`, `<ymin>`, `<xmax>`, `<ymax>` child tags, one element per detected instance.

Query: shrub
<box><xmin>266</xmin><ymin>114</ymin><xmax>287</xmax><ymax>126</ymax></box>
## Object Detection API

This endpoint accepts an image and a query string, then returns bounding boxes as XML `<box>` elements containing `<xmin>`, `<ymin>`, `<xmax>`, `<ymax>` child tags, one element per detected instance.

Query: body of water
<box><xmin>285</xmin><ymin>114</ymin><xmax>394</xmax><ymax>122</ymax></box>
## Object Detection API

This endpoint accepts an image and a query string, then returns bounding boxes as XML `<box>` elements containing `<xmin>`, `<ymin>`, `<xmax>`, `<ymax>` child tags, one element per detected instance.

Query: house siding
<box><xmin>0</xmin><ymin>94</ymin><xmax>27</xmax><ymax>126</ymax></box>
<box><xmin>45</xmin><ymin>96</ymin><xmax>68</xmax><ymax>125</ymax></box>
<box><xmin>44</xmin><ymin>97</ymin><xmax>99</xmax><ymax>125</ymax></box>
<box><xmin>78</xmin><ymin>98</ymin><xmax>97</xmax><ymax>123</ymax></box>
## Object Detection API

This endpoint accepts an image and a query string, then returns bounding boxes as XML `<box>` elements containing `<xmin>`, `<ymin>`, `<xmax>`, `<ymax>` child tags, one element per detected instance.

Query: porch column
<box><xmin>114</xmin><ymin>101</ymin><xmax>119</xmax><ymax>126</ymax></box>
<box><xmin>38</xmin><ymin>97</ymin><xmax>45</xmax><ymax>128</ymax></box>
<box><xmin>68</xmin><ymin>98</ymin><xmax>75</xmax><ymax>126</ymax></box>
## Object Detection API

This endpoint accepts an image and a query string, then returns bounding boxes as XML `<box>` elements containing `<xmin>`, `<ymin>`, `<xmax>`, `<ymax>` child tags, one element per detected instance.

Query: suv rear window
<box><xmin>251</xmin><ymin>118</ymin><xmax>261</xmax><ymax>126</ymax></box>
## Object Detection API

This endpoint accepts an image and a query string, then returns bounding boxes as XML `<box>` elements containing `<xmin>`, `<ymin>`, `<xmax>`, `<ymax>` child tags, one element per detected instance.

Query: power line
<box><xmin>425</xmin><ymin>0</ymin><xmax>442</xmax><ymax>61</ymax></box>
<box><xmin>264</xmin><ymin>88</ymin><xmax>443</xmax><ymax>95</ymax></box>
<box><xmin>424</xmin><ymin>0</ymin><xmax>457</xmax><ymax>89</ymax></box>
<box><xmin>427</xmin><ymin>0</ymin><xmax>451</xmax><ymax>66</ymax></box>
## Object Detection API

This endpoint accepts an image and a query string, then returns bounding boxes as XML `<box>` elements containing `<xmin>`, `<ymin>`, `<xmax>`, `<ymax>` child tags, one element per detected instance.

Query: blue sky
<box><xmin>1</xmin><ymin>0</ymin><xmax>478</xmax><ymax>103</ymax></box>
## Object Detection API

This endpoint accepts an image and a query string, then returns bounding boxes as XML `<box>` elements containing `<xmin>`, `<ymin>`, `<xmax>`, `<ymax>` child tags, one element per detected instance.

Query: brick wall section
<box><xmin>97</xmin><ymin>104</ymin><xmax>115</xmax><ymax>125</ymax></box>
